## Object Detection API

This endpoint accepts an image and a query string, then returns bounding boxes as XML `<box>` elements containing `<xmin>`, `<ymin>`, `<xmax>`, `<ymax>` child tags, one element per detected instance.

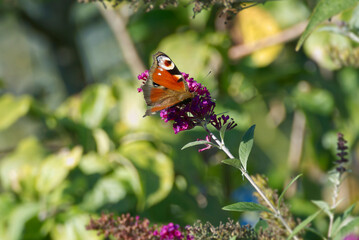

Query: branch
<box><xmin>228</xmin><ymin>21</ymin><xmax>308</xmax><ymax>60</ymax></box>
<box><xmin>97</xmin><ymin>4</ymin><xmax>146</xmax><ymax>76</ymax></box>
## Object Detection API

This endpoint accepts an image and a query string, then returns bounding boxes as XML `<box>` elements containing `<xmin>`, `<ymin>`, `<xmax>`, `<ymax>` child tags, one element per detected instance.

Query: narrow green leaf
<box><xmin>331</xmin><ymin>216</ymin><xmax>342</xmax><ymax>237</ymax></box>
<box><xmin>343</xmin><ymin>203</ymin><xmax>356</xmax><ymax>220</ymax></box>
<box><xmin>238</xmin><ymin>125</ymin><xmax>255</xmax><ymax>171</ymax></box>
<box><xmin>254</xmin><ymin>219</ymin><xmax>269</xmax><ymax>232</ymax></box>
<box><xmin>229</xmin><ymin>236</ymin><xmax>237</xmax><ymax>240</ymax></box>
<box><xmin>277</xmin><ymin>174</ymin><xmax>302</xmax><ymax>208</ymax></box>
<box><xmin>222</xmin><ymin>158</ymin><xmax>242</xmax><ymax>171</ymax></box>
<box><xmin>219</xmin><ymin>122</ymin><xmax>230</xmax><ymax>143</ymax></box>
<box><xmin>222</xmin><ymin>202</ymin><xmax>272</xmax><ymax>213</ymax></box>
<box><xmin>181</xmin><ymin>140</ymin><xmax>217</xmax><ymax>150</ymax></box>
<box><xmin>287</xmin><ymin>210</ymin><xmax>321</xmax><ymax>240</ymax></box>
<box><xmin>312</xmin><ymin>200</ymin><xmax>332</xmax><ymax>218</ymax></box>
<box><xmin>296</xmin><ymin>0</ymin><xmax>359</xmax><ymax>50</ymax></box>
<box><xmin>306</xmin><ymin>227</ymin><xmax>326</xmax><ymax>239</ymax></box>
<box><xmin>334</xmin><ymin>217</ymin><xmax>359</xmax><ymax>240</ymax></box>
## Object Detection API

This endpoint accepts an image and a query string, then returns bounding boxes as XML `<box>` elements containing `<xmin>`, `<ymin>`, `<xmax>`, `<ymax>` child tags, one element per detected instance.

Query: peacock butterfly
<box><xmin>141</xmin><ymin>52</ymin><xmax>195</xmax><ymax>117</ymax></box>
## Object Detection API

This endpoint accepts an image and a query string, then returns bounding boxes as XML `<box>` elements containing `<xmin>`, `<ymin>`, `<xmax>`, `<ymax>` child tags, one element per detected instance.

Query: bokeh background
<box><xmin>0</xmin><ymin>0</ymin><xmax>358</xmax><ymax>239</ymax></box>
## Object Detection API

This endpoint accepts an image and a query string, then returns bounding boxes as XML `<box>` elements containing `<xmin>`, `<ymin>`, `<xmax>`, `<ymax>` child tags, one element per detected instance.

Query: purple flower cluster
<box><xmin>138</xmin><ymin>71</ymin><xmax>237</xmax><ymax>134</ymax></box>
<box><xmin>137</xmin><ymin>70</ymin><xmax>149</xmax><ymax>93</ymax></box>
<box><xmin>153</xmin><ymin>223</ymin><xmax>193</xmax><ymax>240</ymax></box>
<box><xmin>336</xmin><ymin>132</ymin><xmax>349</xmax><ymax>174</ymax></box>
<box><xmin>344</xmin><ymin>234</ymin><xmax>359</xmax><ymax>240</ymax></box>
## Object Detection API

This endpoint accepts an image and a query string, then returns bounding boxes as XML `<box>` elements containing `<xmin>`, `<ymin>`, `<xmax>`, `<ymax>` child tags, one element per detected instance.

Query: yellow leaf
<box><xmin>234</xmin><ymin>7</ymin><xmax>283</xmax><ymax>67</ymax></box>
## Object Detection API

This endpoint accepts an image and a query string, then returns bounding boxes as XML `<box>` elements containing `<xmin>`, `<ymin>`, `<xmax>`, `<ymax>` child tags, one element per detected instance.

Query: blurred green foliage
<box><xmin>0</xmin><ymin>0</ymin><xmax>359</xmax><ymax>239</ymax></box>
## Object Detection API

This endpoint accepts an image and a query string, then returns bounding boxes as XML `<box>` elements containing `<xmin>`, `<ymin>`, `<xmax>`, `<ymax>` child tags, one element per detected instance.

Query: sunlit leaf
<box><xmin>80</xmin><ymin>84</ymin><xmax>114</xmax><ymax>128</ymax></box>
<box><xmin>79</xmin><ymin>152</ymin><xmax>112</xmax><ymax>175</ymax></box>
<box><xmin>222</xmin><ymin>202</ymin><xmax>271</xmax><ymax>213</ymax></box>
<box><xmin>156</xmin><ymin>31</ymin><xmax>216</xmax><ymax>82</ymax></box>
<box><xmin>81</xmin><ymin>174</ymin><xmax>128</xmax><ymax>211</ymax></box>
<box><xmin>0</xmin><ymin>94</ymin><xmax>31</xmax><ymax>131</ymax></box>
<box><xmin>81</xmin><ymin>152</ymin><xmax>142</xmax><ymax>211</ymax></box>
<box><xmin>7</xmin><ymin>202</ymin><xmax>41</xmax><ymax>240</ymax></box>
<box><xmin>36</xmin><ymin>146</ymin><xmax>82</xmax><ymax>194</ymax></box>
<box><xmin>303</xmin><ymin>30</ymin><xmax>351</xmax><ymax>70</ymax></box>
<box><xmin>238</xmin><ymin>125</ymin><xmax>255</xmax><ymax>171</ymax></box>
<box><xmin>312</xmin><ymin>200</ymin><xmax>332</xmax><ymax>218</ymax></box>
<box><xmin>93</xmin><ymin>128</ymin><xmax>111</xmax><ymax>155</ymax></box>
<box><xmin>234</xmin><ymin>6</ymin><xmax>283</xmax><ymax>67</ymax></box>
<box><xmin>0</xmin><ymin>138</ymin><xmax>45</xmax><ymax>193</ymax></box>
<box><xmin>51</xmin><ymin>214</ymin><xmax>99</xmax><ymax>240</ymax></box>
<box><xmin>296</xmin><ymin>0</ymin><xmax>358</xmax><ymax>50</ymax></box>
<box><xmin>181</xmin><ymin>140</ymin><xmax>217</xmax><ymax>150</ymax></box>
<box><xmin>222</xmin><ymin>158</ymin><xmax>242</xmax><ymax>171</ymax></box>
<box><xmin>119</xmin><ymin>142</ymin><xmax>174</xmax><ymax>209</ymax></box>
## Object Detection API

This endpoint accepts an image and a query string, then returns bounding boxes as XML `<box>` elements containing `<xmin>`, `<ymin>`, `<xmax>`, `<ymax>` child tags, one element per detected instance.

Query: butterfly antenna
<box><xmin>193</xmin><ymin>71</ymin><xmax>212</xmax><ymax>92</ymax></box>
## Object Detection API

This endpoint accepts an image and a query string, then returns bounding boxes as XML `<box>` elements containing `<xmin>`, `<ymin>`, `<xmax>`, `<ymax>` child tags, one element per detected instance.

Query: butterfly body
<box><xmin>142</xmin><ymin>52</ymin><xmax>195</xmax><ymax>117</ymax></box>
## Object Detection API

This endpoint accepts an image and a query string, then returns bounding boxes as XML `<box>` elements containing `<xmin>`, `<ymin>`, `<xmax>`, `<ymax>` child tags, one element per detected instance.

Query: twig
<box><xmin>228</xmin><ymin>21</ymin><xmax>308</xmax><ymax>60</ymax></box>
<box><xmin>202</xmin><ymin>123</ymin><xmax>298</xmax><ymax>240</ymax></box>
<box><xmin>97</xmin><ymin>3</ymin><xmax>146</xmax><ymax>76</ymax></box>
<box><xmin>285</xmin><ymin>110</ymin><xmax>306</xmax><ymax>197</ymax></box>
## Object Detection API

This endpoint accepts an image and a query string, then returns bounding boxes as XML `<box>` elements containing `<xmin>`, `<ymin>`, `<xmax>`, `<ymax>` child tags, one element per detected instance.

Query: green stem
<box><xmin>202</xmin><ymin>123</ymin><xmax>298</xmax><ymax>240</ymax></box>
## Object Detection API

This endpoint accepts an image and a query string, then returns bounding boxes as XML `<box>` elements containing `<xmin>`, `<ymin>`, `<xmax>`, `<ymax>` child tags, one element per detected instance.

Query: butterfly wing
<box><xmin>149</xmin><ymin>52</ymin><xmax>189</xmax><ymax>91</ymax></box>
<box><xmin>142</xmin><ymin>52</ymin><xmax>194</xmax><ymax>116</ymax></box>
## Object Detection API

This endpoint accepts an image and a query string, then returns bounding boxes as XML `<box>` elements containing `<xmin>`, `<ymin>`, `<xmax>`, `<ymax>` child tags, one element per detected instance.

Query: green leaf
<box><xmin>80</xmin><ymin>84</ymin><xmax>113</xmax><ymax>128</ymax></box>
<box><xmin>81</xmin><ymin>174</ymin><xmax>129</xmax><ymax>210</ymax></box>
<box><xmin>334</xmin><ymin>217</ymin><xmax>359</xmax><ymax>240</ymax></box>
<box><xmin>36</xmin><ymin>146</ymin><xmax>82</xmax><ymax>194</ymax></box>
<box><xmin>229</xmin><ymin>236</ymin><xmax>237</xmax><ymax>240</ymax></box>
<box><xmin>238</xmin><ymin>125</ymin><xmax>255</xmax><ymax>170</ymax></box>
<box><xmin>222</xmin><ymin>202</ymin><xmax>272</xmax><ymax>213</ymax></box>
<box><xmin>331</xmin><ymin>216</ymin><xmax>342</xmax><ymax>237</ymax></box>
<box><xmin>0</xmin><ymin>138</ymin><xmax>45</xmax><ymax>193</ymax></box>
<box><xmin>343</xmin><ymin>203</ymin><xmax>356</xmax><ymax>220</ymax></box>
<box><xmin>181</xmin><ymin>140</ymin><xmax>217</xmax><ymax>150</ymax></box>
<box><xmin>277</xmin><ymin>174</ymin><xmax>302</xmax><ymax>209</ymax></box>
<box><xmin>287</xmin><ymin>210</ymin><xmax>321</xmax><ymax>240</ymax></box>
<box><xmin>79</xmin><ymin>152</ymin><xmax>112</xmax><ymax>174</ymax></box>
<box><xmin>305</xmin><ymin>227</ymin><xmax>326</xmax><ymax>239</ymax></box>
<box><xmin>7</xmin><ymin>202</ymin><xmax>41</xmax><ymax>240</ymax></box>
<box><xmin>120</xmin><ymin>142</ymin><xmax>174</xmax><ymax>209</ymax></box>
<box><xmin>312</xmin><ymin>200</ymin><xmax>332</xmax><ymax>218</ymax></box>
<box><xmin>0</xmin><ymin>94</ymin><xmax>31</xmax><ymax>131</ymax></box>
<box><xmin>296</xmin><ymin>0</ymin><xmax>359</xmax><ymax>50</ymax></box>
<box><xmin>93</xmin><ymin>128</ymin><xmax>111</xmax><ymax>155</ymax></box>
<box><xmin>222</xmin><ymin>158</ymin><xmax>243</xmax><ymax>171</ymax></box>
<box><xmin>219</xmin><ymin>122</ymin><xmax>229</xmax><ymax>143</ymax></box>
<box><xmin>254</xmin><ymin>219</ymin><xmax>269</xmax><ymax>232</ymax></box>
<box><xmin>51</xmin><ymin>214</ymin><xmax>99</xmax><ymax>240</ymax></box>
<box><xmin>328</xmin><ymin>171</ymin><xmax>341</xmax><ymax>185</ymax></box>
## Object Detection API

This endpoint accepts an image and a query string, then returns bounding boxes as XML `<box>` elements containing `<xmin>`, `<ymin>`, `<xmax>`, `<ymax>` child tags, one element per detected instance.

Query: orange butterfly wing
<box><xmin>141</xmin><ymin>52</ymin><xmax>194</xmax><ymax>117</ymax></box>
<box><xmin>152</xmin><ymin>68</ymin><xmax>186</xmax><ymax>92</ymax></box>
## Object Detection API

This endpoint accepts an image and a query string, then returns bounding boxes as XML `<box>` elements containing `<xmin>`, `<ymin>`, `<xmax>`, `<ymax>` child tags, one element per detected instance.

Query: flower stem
<box><xmin>328</xmin><ymin>177</ymin><xmax>340</xmax><ymax>238</ymax></box>
<box><xmin>202</xmin><ymin>123</ymin><xmax>298</xmax><ymax>240</ymax></box>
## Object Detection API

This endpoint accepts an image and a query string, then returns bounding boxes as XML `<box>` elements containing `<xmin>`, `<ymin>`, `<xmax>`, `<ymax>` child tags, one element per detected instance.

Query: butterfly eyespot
<box><xmin>158</xmin><ymin>56</ymin><xmax>174</xmax><ymax>70</ymax></box>
<box><xmin>164</xmin><ymin>60</ymin><xmax>172</xmax><ymax>67</ymax></box>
